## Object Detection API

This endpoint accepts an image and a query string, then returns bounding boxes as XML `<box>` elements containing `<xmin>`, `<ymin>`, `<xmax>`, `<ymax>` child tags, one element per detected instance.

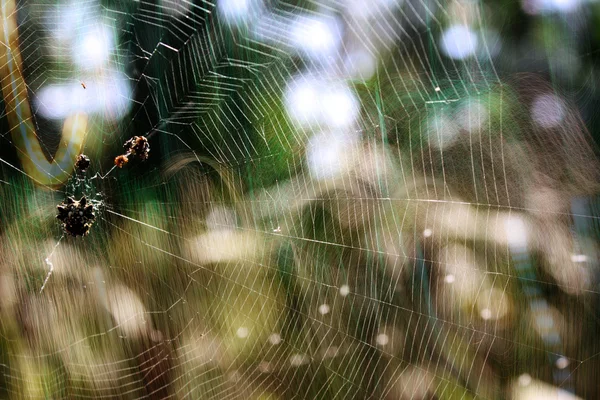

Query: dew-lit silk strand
<box><xmin>0</xmin><ymin>0</ymin><xmax>87</xmax><ymax>187</ymax></box>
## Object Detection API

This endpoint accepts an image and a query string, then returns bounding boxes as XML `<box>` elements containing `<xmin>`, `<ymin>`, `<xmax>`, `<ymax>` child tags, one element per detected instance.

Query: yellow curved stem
<box><xmin>0</xmin><ymin>0</ymin><xmax>87</xmax><ymax>187</ymax></box>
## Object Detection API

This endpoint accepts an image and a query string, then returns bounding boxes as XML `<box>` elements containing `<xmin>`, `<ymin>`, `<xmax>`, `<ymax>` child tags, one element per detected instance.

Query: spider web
<box><xmin>0</xmin><ymin>0</ymin><xmax>599</xmax><ymax>399</ymax></box>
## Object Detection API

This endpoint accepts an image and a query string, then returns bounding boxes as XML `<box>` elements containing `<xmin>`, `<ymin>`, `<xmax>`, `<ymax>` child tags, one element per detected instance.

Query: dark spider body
<box><xmin>75</xmin><ymin>154</ymin><xmax>91</xmax><ymax>173</ymax></box>
<box><xmin>56</xmin><ymin>196</ymin><xmax>96</xmax><ymax>237</ymax></box>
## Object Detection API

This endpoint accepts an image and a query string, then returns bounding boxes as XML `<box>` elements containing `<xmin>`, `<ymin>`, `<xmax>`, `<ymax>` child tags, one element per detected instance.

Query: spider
<box><xmin>56</xmin><ymin>195</ymin><xmax>96</xmax><ymax>237</ymax></box>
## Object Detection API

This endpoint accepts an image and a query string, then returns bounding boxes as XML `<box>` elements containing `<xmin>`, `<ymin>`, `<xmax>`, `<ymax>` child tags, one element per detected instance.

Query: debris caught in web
<box><xmin>56</xmin><ymin>195</ymin><xmax>96</xmax><ymax>237</ymax></box>
<box><xmin>114</xmin><ymin>154</ymin><xmax>129</xmax><ymax>168</ymax></box>
<box><xmin>75</xmin><ymin>154</ymin><xmax>91</xmax><ymax>173</ymax></box>
<box><xmin>114</xmin><ymin>136</ymin><xmax>149</xmax><ymax>168</ymax></box>
<box><xmin>124</xmin><ymin>136</ymin><xmax>150</xmax><ymax>161</ymax></box>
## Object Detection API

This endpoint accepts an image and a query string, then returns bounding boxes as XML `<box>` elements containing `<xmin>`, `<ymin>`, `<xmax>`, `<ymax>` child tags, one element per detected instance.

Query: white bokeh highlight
<box><xmin>268</xmin><ymin>333</ymin><xmax>282</xmax><ymax>345</ymax></box>
<box><xmin>456</xmin><ymin>100</ymin><xmax>489</xmax><ymax>132</ymax></box>
<box><xmin>425</xmin><ymin>111</ymin><xmax>460</xmax><ymax>149</ymax></box>
<box><xmin>339</xmin><ymin>284</ymin><xmax>350</xmax><ymax>296</ymax></box>
<box><xmin>35</xmin><ymin>72</ymin><xmax>132</xmax><ymax>121</ymax></box>
<box><xmin>345</xmin><ymin>0</ymin><xmax>403</xmax><ymax>19</ymax></box>
<box><xmin>290</xmin><ymin>16</ymin><xmax>343</xmax><ymax>61</ymax></box>
<box><xmin>46</xmin><ymin>2</ymin><xmax>90</xmax><ymax>43</ymax></box>
<box><xmin>236</xmin><ymin>326</ymin><xmax>249</xmax><ymax>338</ymax></box>
<box><xmin>518</xmin><ymin>373</ymin><xmax>532</xmax><ymax>387</ymax></box>
<box><xmin>306</xmin><ymin>130</ymin><xmax>358</xmax><ymax>181</ymax></box>
<box><xmin>289</xmin><ymin>353</ymin><xmax>309</xmax><ymax>366</ymax></box>
<box><xmin>218</xmin><ymin>0</ymin><xmax>263</xmax><ymax>24</ymax></box>
<box><xmin>480</xmin><ymin>308</ymin><xmax>493</xmax><ymax>320</ymax></box>
<box><xmin>318</xmin><ymin>304</ymin><xmax>330</xmax><ymax>315</ymax></box>
<box><xmin>376</xmin><ymin>333</ymin><xmax>389</xmax><ymax>346</ymax></box>
<box><xmin>72</xmin><ymin>24</ymin><xmax>115</xmax><ymax>69</ymax></box>
<box><xmin>440</xmin><ymin>25</ymin><xmax>478</xmax><ymax>60</ymax></box>
<box><xmin>531</xmin><ymin>94</ymin><xmax>565</xmax><ymax>128</ymax></box>
<box><xmin>522</xmin><ymin>0</ymin><xmax>582</xmax><ymax>15</ymax></box>
<box><xmin>555</xmin><ymin>357</ymin><xmax>569</xmax><ymax>369</ymax></box>
<box><xmin>504</xmin><ymin>216</ymin><xmax>528</xmax><ymax>250</ymax></box>
<box><xmin>285</xmin><ymin>77</ymin><xmax>360</xmax><ymax>129</ymax></box>
<box><xmin>344</xmin><ymin>49</ymin><xmax>377</xmax><ymax>81</ymax></box>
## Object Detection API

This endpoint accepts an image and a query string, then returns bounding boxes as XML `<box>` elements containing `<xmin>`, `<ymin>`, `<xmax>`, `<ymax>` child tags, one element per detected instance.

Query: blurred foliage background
<box><xmin>1</xmin><ymin>0</ymin><xmax>600</xmax><ymax>398</ymax></box>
